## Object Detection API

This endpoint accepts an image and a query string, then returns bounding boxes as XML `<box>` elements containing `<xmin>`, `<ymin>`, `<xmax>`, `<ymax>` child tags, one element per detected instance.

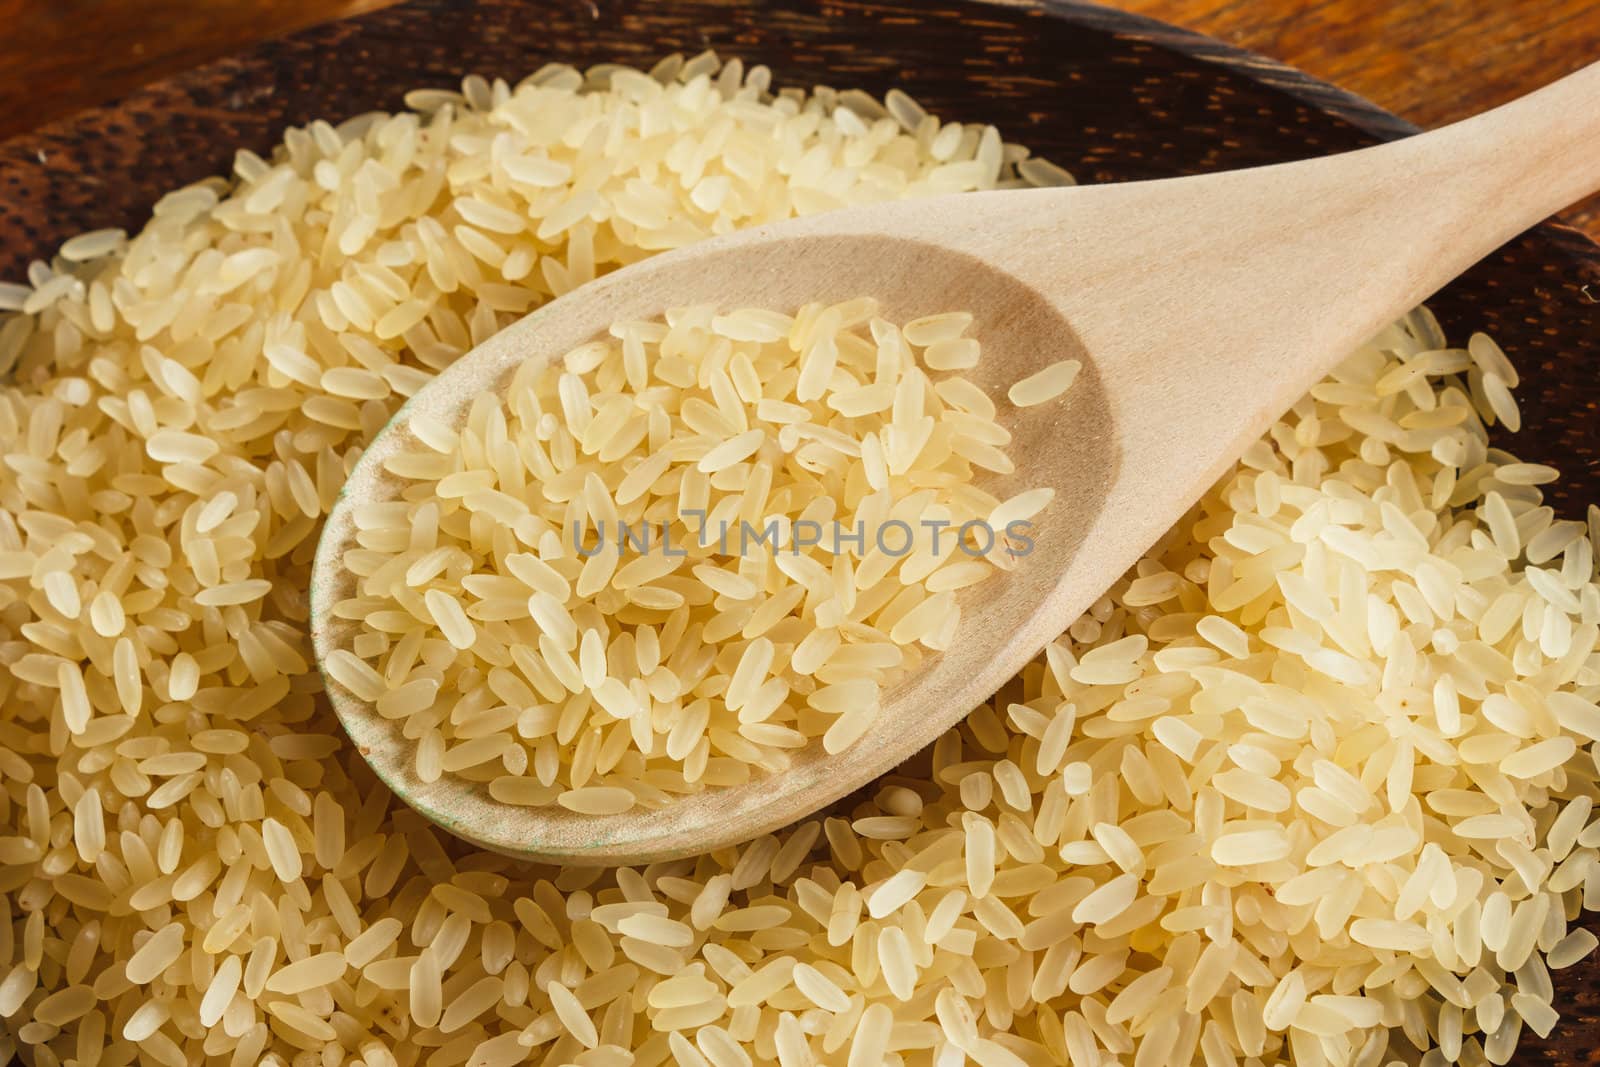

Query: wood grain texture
<box><xmin>0</xmin><ymin>0</ymin><xmax>1599</xmax><ymax>1061</ymax></box>
<box><xmin>1</xmin><ymin>0</ymin><xmax>1595</xmax><ymax>233</ymax></box>
<box><xmin>1111</xmin><ymin>0</ymin><xmax>1600</xmax><ymax>237</ymax></box>
<box><xmin>0</xmin><ymin>0</ymin><xmax>393</xmax><ymax>143</ymax></box>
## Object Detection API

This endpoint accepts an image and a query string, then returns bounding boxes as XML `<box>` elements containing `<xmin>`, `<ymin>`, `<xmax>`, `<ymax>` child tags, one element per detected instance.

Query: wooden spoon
<box><xmin>311</xmin><ymin>62</ymin><xmax>1600</xmax><ymax>864</ymax></box>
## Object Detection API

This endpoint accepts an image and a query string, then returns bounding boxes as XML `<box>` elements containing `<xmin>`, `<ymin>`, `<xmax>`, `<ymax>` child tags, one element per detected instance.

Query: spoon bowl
<box><xmin>311</xmin><ymin>225</ymin><xmax>1119</xmax><ymax>861</ymax></box>
<box><xmin>312</xmin><ymin>63</ymin><xmax>1600</xmax><ymax>863</ymax></box>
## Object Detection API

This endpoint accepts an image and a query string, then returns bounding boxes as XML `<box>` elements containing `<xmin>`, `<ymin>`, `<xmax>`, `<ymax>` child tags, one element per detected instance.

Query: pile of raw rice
<box><xmin>1</xmin><ymin>52</ymin><xmax>1598</xmax><ymax>1067</ymax></box>
<box><xmin>328</xmin><ymin>301</ymin><xmax>1060</xmax><ymax>811</ymax></box>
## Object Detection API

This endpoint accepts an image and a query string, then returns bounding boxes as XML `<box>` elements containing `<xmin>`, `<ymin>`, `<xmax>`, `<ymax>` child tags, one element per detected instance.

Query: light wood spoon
<box><xmin>311</xmin><ymin>62</ymin><xmax>1600</xmax><ymax>864</ymax></box>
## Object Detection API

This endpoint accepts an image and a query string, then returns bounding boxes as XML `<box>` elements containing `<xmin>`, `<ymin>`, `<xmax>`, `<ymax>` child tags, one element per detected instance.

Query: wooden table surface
<box><xmin>0</xmin><ymin>0</ymin><xmax>1596</xmax><ymax>236</ymax></box>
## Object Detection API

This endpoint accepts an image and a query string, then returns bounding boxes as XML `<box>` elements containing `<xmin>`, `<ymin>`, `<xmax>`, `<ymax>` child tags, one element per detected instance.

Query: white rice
<box><xmin>1007</xmin><ymin>358</ymin><xmax>1082</xmax><ymax>407</ymax></box>
<box><xmin>333</xmin><ymin>300</ymin><xmax>1047</xmax><ymax>805</ymax></box>
<box><xmin>0</xmin><ymin>49</ymin><xmax>1596</xmax><ymax>1067</ymax></box>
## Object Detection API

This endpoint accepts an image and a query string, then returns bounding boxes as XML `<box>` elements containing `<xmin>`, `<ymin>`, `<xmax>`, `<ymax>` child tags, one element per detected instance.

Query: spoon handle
<box><xmin>956</xmin><ymin>58</ymin><xmax>1600</xmax><ymax>408</ymax></box>
<box><xmin>1207</xmin><ymin>58</ymin><xmax>1600</xmax><ymax>369</ymax></box>
<box><xmin>1364</xmin><ymin>58</ymin><xmax>1600</xmax><ymax>281</ymax></box>
<box><xmin>894</xmin><ymin>58</ymin><xmax>1600</xmax><ymax>608</ymax></box>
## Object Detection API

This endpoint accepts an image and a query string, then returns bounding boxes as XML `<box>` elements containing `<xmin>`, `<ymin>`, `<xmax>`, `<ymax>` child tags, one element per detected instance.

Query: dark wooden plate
<box><xmin>2</xmin><ymin>0</ymin><xmax>1598</xmax><ymax>1062</ymax></box>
